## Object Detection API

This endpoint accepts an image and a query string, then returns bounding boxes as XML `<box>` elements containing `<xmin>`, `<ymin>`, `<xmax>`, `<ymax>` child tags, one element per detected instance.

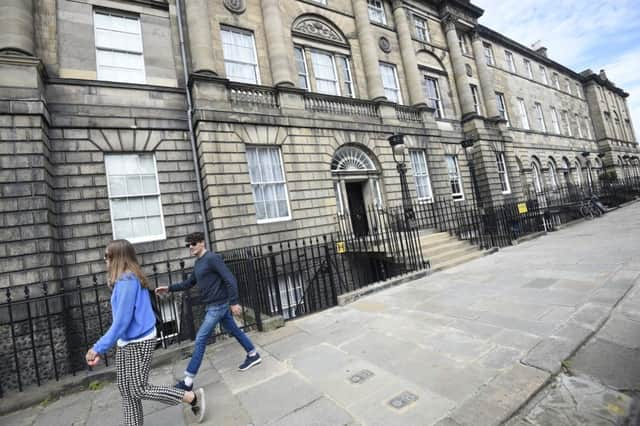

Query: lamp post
<box><xmin>461</xmin><ymin>138</ymin><xmax>481</xmax><ymax>207</ymax></box>
<box><xmin>388</xmin><ymin>134</ymin><xmax>415</xmax><ymax>227</ymax></box>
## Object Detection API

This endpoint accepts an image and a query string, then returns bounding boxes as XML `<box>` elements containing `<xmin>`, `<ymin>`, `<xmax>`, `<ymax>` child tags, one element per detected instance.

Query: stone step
<box><xmin>421</xmin><ymin>237</ymin><xmax>470</xmax><ymax>253</ymax></box>
<box><xmin>418</xmin><ymin>231</ymin><xmax>451</xmax><ymax>245</ymax></box>
<box><xmin>430</xmin><ymin>249</ymin><xmax>487</xmax><ymax>272</ymax></box>
<box><xmin>425</xmin><ymin>244</ymin><xmax>479</xmax><ymax>264</ymax></box>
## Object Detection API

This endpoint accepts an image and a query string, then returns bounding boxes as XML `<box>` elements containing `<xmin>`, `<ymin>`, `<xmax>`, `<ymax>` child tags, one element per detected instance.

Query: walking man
<box><xmin>155</xmin><ymin>232</ymin><xmax>261</xmax><ymax>391</ymax></box>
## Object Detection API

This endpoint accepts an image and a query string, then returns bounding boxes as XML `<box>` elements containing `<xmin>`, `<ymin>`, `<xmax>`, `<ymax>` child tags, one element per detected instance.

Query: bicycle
<box><xmin>578</xmin><ymin>198</ymin><xmax>602</xmax><ymax>219</ymax></box>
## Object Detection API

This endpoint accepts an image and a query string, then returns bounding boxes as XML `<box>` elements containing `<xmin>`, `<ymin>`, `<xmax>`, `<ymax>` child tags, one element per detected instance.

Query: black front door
<box><xmin>345</xmin><ymin>181</ymin><xmax>369</xmax><ymax>236</ymax></box>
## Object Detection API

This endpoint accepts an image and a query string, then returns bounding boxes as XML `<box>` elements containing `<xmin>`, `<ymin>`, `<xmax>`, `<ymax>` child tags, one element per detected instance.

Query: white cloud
<box><xmin>473</xmin><ymin>0</ymin><xmax>640</xmax><ymax>137</ymax></box>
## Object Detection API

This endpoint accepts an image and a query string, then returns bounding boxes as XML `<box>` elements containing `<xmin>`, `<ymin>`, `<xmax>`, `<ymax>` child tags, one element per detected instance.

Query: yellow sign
<box><xmin>336</xmin><ymin>241</ymin><xmax>346</xmax><ymax>254</ymax></box>
<box><xmin>517</xmin><ymin>203</ymin><xmax>528</xmax><ymax>214</ymax></box>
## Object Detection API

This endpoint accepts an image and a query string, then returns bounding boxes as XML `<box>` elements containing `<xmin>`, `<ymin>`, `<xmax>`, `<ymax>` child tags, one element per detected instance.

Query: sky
<box><xmin>473</xmin><ymin>0</ymin><xmax>640</xmax><ymax>139</ymax></box>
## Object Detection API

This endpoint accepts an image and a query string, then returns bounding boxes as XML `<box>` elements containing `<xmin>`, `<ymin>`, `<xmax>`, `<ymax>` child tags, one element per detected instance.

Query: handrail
<box><xmin>303</xmin><ymin>92</ymin><xmax>380</xmax><ymax>118</ymax></box>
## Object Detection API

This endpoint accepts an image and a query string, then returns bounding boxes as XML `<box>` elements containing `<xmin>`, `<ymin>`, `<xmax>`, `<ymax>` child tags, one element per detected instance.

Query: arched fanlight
<box><xmin>331</xmin><ymin>146</ymin><xmax>377</xmax><ymax>171</ymax></box>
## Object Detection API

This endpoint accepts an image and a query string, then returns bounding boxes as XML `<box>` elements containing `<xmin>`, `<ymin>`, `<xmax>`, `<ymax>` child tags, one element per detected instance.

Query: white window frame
<box><xmin>221</xmin><ymin>26</ymin><xmax>260</xmax><ymax>84</ymax></box>
<box><xmin>310</xmin><ymin>49</ymin><xmax>340</xmax><ymax>96</ymax></box>
<box><xmin>547</xmin><ymin>162</ymin><xmax>558</xmax><ymax>189</ymax></box>
<box><xmin>334</xmin><ymin>181</ymin><xmax>344</xmax><ymax>215</ymax></box>
<box><xmin>293</xmin><ymin>46</ymin><xmax>309</xmax><ymax>90</ymax></box>
<box><xmin>367</xmin><ymin>0</ymin><xmax>386</xmax><ymax>24</ymax></box>
<box><xmin>409</xmin><ymin>150</ymin><xmax>433</xmax><ymax>201</ymax></box>
<box><xmin>534</xmin><ymin>102</ymin><xmax>546</xmax><ymax>132</ymax></box>
<box><xmin>585</xmin><ymin>117</ymin><xmax>593</xmax><ymax>139</ymax></box>
<box><xmin>372</xmin><ymin>179</ymin><xmax>384</xmax><ymax>209</ymax></box>
<box><xmin>424</xmin><ymin>76</ymin><xmax>443</xmax><ymax>118</ymax></box>
<box><xmin>105</xmin><ymin>153</ymin><xmax>166</xmax><ymax>244</ymax></box>
<box><xmin>457</xmin><ymin>31</ymin><xmax>470</xmax><ymax>55</ymax></box>
<box><xmin>94</xmin><ymin>10</ymin><xmax>146</xmax><ymax>84</ymax></box>
<box><xmin>338</xmin><ymin>56</ymin><xmax>355</xmax><ymax>98</ymax></box>
<box><xmin>575</xmin><ymin>113</ymin><xmax>584</xmax><ymax>138</ymax></box>
<box><xmin>483</xmin><ymin>43</ymin><xmax>495</xmax><ymax>66</ymax></box>
<box><xmin>445</xmin><ymin>155</ymin><xmax>464</xmax><ymax>200</ymax></box>
<box><xmin>575</xmin><ymin>83</ymin><xmax>582</xmax><ymax>98</ymax></box>
<box><xmin>414</xmin><ymin>15</ymin><xmax>430</xmax><ymax>43</ymax></box>
<box><xmin>504</xmin><ymin>51</ymin><xmax>516</xmax><ymax>73</ymax></box>
<box><xmin>496</xmin><ymin>152</ymin><xmax>511</xmax><ymax>194</ymax></box>
<box><xmin>496</xmin><ymin>92</ymin><xmax>509</xmax><ymax>126</ymax></box>
<box><xmin>246</xmin><ymin>146</ymin><xmax>292</xmax><ymax>223</ymax></box>
<box><xmin>550</xmin><ymin>106</ymin><xmax>561</xmax><ymax>134</ymax></box>
<box><xmin>523</xmin><ymin>59</ymin><xmax>533</xmax><ymax>79</ymax></box>
<box><xmin>565</xmin><ymin>79</ymin><xmax>572</xmax><ymax>94</ymax></box>
<box><xmin>552</xmin><ymin>73</ymin><xmax>560</xmax><ymax>90</ymax></box>
<box><xmin>380</xmin><ymin>62</ymin><xmax>401</xmax><ymax>104</ymax></box>
<box><xmin>532</xmin><ymin>162</ymin><xmax>544</xmax><ymax>193</ymax></box>
<box><xmin>517</xmin><ymin>98</ymin><xmax>530</xmax><ymax>130</ymax></box>
<box><xmin>539</xmin><ymin>66</ymin><xmax>549</xmax><ymax>85</ymax></box>
<box><xmin>562</xmin><ymin>110</ymin><xmax>573</xmax><ymax>136</ymax></box>
<box><xmin>268</xmin><ymin>274</ymin><xmax>304</xmax><ymax>320</ymax></box>
<box><xmin>470</xmin><ymin>84</ymin><xmax>481</xmax><ymax>114</ymax></box>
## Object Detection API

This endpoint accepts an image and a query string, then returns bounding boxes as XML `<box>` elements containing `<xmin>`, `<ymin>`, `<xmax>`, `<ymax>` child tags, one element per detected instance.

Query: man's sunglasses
<box><xmin>185</xmin><ymin>242</ymin><xmax>199</xmax><ymax>248</ymax></box>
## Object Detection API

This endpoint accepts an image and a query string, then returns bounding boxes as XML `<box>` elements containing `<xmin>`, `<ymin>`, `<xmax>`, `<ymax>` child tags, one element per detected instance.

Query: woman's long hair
<box><xmin>105</xmin><ymin>239</ymin><xmax>149</xmax><ymax>289</ymax></box>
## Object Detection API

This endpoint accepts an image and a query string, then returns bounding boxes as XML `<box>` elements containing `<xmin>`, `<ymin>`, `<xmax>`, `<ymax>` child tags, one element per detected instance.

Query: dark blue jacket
<box><xmin>169</xmin><ymin>251</ymin><xmax>239</xmax><ymax>305</ymax></box>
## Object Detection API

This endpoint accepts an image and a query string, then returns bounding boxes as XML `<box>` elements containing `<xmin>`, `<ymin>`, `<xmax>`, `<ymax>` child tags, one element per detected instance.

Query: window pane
<box><xmin>139</xmin><ymin>156</ymin><xmax>155</xmax><ymax>173</ymax></box>
<box><xmin>128</xmin><ymin>197</ymin><xmax>145</xmax><ymax>217</ymax></box>
<box><xmin>145</xmin><ymin>197</ymin><xmax>160</xmax><ymax>215</ymax></box>
<box><xmin>109</xmin><ymin>176</ymin><xmax>126</xmax><ymax>196</ymax></box>
<box><xmin>131</xmin><ymin>217</ymin><xmax>148</xmax><ymax>237</ymax></box>
<box><xmin>147</xmin><ymin>216</ymin><xmax>163</xmax><ymax>235</ymax></box>
<box><xmin>113</xmin><ymin>219</ymin><xmax>132</xmax><ymax>239</ymax></box>
<box><xmin>111</xmin><ymin>199</ymin><xmax>129</xmax><ymax>219</ymax></box>
<box><xmin>126</xmin><ymin>175</ymin><xmax>143</xmax><ymax>195</ymax></box>
<box><xmin>142</xmin><ymin>175</ymin><xmax>157</xmax><ymax>193</ymax></box>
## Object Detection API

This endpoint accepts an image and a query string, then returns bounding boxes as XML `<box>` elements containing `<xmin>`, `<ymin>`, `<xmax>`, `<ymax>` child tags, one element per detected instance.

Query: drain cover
<box><xmin>349</xmin><ymin>369</ymin><xmax>374</xmax><ymax>384</ymax></box>
<box><xmin>388</xmin><ymin>391</ymin><xmax>419</xmax><ymax>409</ymax></box>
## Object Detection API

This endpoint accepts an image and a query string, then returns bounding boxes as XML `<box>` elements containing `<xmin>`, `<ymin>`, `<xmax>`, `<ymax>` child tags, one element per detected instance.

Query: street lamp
<box><xmin>388</xmin><ymin>134</ymin><xmax>415</xmax><ymax>226</ymax></box>
<box><xmin>461</xmin><ymin>138</ymin><xmax>481</xmax><ymax>207</ymax></box>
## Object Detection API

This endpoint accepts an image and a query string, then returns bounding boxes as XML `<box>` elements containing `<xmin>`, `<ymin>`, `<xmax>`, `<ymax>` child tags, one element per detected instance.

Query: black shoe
<box><xmin>238</xmin><ymin>352</ymin><xmax>262</xmax><ymax>371</ymax></box>
<box><xmin>175</xmin><ymin>379</ymin><xmax>193</xmax><ymax>391</ymax></box>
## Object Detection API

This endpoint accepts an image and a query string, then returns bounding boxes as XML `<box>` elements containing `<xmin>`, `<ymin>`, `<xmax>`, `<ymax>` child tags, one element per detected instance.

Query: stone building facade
<box><xmin>1</xmin><ymin>0</ymin><xmax>639</xmax><ymax>296</ymax></box>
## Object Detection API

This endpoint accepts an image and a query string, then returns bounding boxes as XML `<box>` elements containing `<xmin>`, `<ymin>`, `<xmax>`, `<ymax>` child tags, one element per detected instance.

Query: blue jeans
<box><xmin>185</xmin><ymin>303</ymin><xmax>255</xmax><ymax>377</ymax></box>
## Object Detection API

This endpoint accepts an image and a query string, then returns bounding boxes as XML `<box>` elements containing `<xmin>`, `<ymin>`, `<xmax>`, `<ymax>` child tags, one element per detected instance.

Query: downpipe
<box><xmin>175</xmin><ymin>0</ymin><xmax>212</xmax><ymax>249</ymax></box>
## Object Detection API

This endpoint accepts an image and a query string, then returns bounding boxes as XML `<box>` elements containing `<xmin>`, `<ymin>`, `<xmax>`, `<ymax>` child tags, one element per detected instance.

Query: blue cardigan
<box><xmin>93</xmin><ymin>273</ymin><xmax>155</xmax><ymax>354</ymax></box>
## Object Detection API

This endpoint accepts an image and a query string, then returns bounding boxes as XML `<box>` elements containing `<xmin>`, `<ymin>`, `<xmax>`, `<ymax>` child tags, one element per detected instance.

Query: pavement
<box><xmin>1</xmin><ymin>201</ymin><xmax>640</xmax><ymax>426</ymax></box>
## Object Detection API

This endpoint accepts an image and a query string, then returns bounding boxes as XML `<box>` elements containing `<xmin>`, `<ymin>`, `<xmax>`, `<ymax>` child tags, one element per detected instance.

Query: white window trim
<box><xmin>496</xmin><ymin>152</ymin><xmax>511</xmax><ymax>194</ymax></box>
<box><xmin>424</xmin><ymin>76</ymin><xmax>443</xmax><ymax>118</ymax></box>
<box><xmin>483</xmin><ymin>43</ymin><xmax>495</xmax><ymax>66</ymax></box>
<box><xmin>334</xmin><ymin>181</ymin><xmax>344</xmax><ymax>215</ymax></box>
<box><xmin>550</xmin><ymin>106</ymin><xmax>561</xmax><ymax>134</ymax></box>
<box><xmin>105</xmin><ymin>153</ymin><xmax>166</xmax><ymax>244</ymax></box>
<box><xmin>380</xmin><ymin>62</ymin><xmax>402</xmax><ymax>104</ymax></box>
<box><xmin>446</xmin><ymin>155</ymin><xmax>464</xmax><ymax>200</ymax></box>
<box><xmin>575</xmin><ymin>113</ymin><xmax>584</xmax><ymax>138</ymax></box>
<box><xmin>517</xmin><ymin>98</ymin><xmax>530</xmax><ymax>130</ymax></box>
<box><xmin>496</xmin><ymin>92</ymin><xmax>509</xmax><ymax>126</ymax></box>
<box><xmin>372</xmin><ymin>179</ymin><xmax>384</xmax><ymax>209</ymax></box>
<box><xmin>367</xmin><ymin>0</ymin><xmax>386</xmax><ymax>24</ymax></box>
<box><xmin>562</xmin><ymin>111</ymin><xmax>573</xmax><ymax>136</ymax></box>
<box><xmin>414</xmin><ymin>15</ymin><xmax>430</xmax><ymax>43</ymax></box>
<box><xmin>294</xmin><ymin>46</ymin><xmax>310</xmax><ymax>91</ymax></box>
<box><xmin>221</xmin><ymin>26</ymin><xmax>261</xmax><ymax>85</ymax></box>
<box><xmin>539</xmin><ymin>66</ymin><xmax>549</xmax><ymax>85</ymax></box>
<box><xmin>523</xmin><ymin>59</ymin><xmax>533</xmax><ymax>79</ymax></box>
<box><xmin>93</xmin><ymin>10</ymin><xmax>146</xmax><ymax>84</ymax></box>
<box><xmin>310</xmin><ymin>49</ymin><xmax>341</xmax><ymax>96</ymax></box>
<box><xmin>470</xmin><ymin>84</ymin><xmax>481</xmax><ymax>115</ymax></box>
<box><xmin>246</xmin><ymin>146</ymin><xmax>292</xmax><ymax>224</ymax></box>
<box><xmin>338</xmin><ymin>56</ymin><xmax>355</xmax><ymax>98</ymax></box>
<box><xmin>410</xmin><ymin>150</ymin><xmax>433</xmax><ymax>201</ymax></box>
<box><xmin>547</xmin><ymin>163</ymin><xmax>558</xmax><ymax>189</ymax></box>
<box><xmin>553</xmin><ymin>73</ymin><xmax>560</xmax><ymax>90</ymax></box>
<box><xmin>534</xmin><ymin>103</ymin><xmax>546</xmax><ymax>132</ymax></box>
<box><xmin>504</xmin><ymin>51</ymin><xmax>516</xmax><ymax>73</ymax></box>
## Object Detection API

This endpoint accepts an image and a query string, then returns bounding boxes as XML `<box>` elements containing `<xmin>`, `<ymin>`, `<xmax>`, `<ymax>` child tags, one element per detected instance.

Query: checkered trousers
<box><xmin>116</xmin><ymin>339</ymin><xmax>185</xmax><ymax>426</ymax></box>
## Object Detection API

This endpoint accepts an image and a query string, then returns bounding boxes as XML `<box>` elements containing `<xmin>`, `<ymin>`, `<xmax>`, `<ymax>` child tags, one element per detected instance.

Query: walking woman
<box><xmin>85</xmin><ymin>239</ymin><xmax>206</xmax><ymax>425</ymax></box>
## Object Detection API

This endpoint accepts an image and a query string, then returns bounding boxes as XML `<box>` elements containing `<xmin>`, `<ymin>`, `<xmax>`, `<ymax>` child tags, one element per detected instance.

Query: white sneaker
<box><xmin>190</xmin><ymin>387</ymin><xmax>206</xmax><ymax>423</ymax></box>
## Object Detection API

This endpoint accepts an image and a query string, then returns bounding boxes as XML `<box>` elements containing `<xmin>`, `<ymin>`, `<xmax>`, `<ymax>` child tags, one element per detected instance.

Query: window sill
<box><xmin>123</xmin><ymin>233</ymin><xmax>167</xmax><ymax>245</ymax></box>
<box><xmin>257</xmin><ymin>216</ymin><xmax>293</xmax><ymax>224</ymax></box>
